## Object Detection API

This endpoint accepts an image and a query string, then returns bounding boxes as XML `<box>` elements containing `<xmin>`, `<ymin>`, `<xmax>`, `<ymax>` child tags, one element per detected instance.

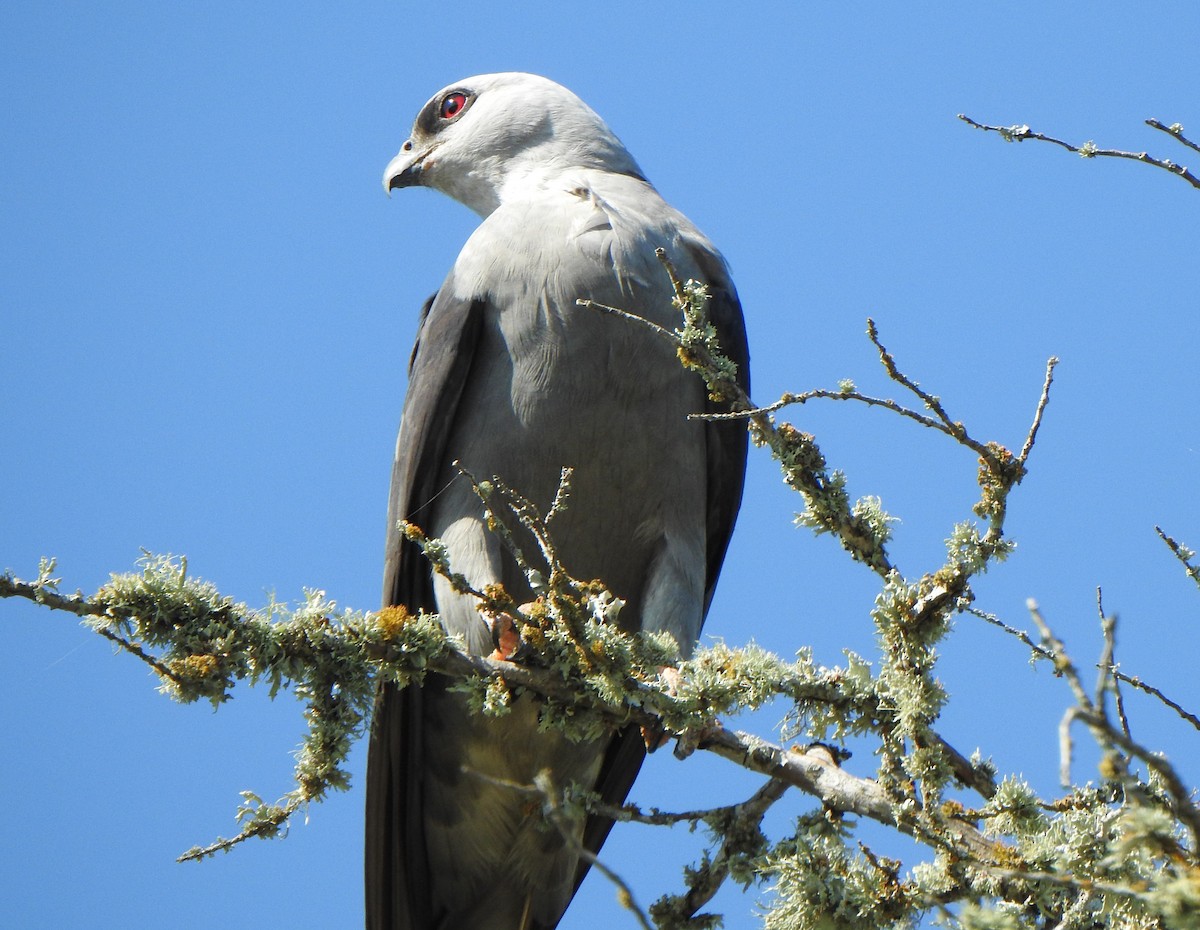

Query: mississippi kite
<box><xmin>366</xmin><ymin>72</ymin><xmax>749</xmax><ymax>930</ymax></box>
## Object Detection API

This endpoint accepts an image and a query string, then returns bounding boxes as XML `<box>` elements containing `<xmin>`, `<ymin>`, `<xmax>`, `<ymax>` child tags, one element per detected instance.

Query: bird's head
<box><xmin>383</xmin><ymin>72</ymin><xmax>645</xmax><ymax>217</ymax></box>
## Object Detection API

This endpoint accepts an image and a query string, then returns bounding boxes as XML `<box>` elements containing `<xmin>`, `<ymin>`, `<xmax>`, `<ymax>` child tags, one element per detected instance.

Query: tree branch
<box><xmin>958</xmin><ymin>113</ymin><xmax>1200</xmax><ymax>190</ymax></box>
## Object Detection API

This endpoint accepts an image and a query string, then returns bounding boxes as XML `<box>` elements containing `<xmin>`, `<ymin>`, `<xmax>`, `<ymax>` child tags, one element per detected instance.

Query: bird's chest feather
<box><xmin>451</xmin><ymin>190</ymin><xmax>686</xmax><ymax>426</ymax></box>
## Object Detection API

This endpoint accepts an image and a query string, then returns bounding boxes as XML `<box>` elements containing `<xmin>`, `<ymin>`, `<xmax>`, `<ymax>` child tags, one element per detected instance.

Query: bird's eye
<box><xmin>439</xmin><ymin>92</ymin><xmax>468</xmax><ymax>120</ymax></box>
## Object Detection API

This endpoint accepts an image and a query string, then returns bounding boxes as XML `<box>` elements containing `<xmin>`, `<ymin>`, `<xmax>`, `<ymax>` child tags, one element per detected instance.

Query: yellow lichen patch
<box><xmin>170</xmin><ymin>653</ymin><xmax>219</xmax><ymax>680</ymax></box>
<box><xmin>939</xmin><ymin>799</ymin><xmax>966</xmax><ymax>819</ymax></box>
<box><xmin>400</xmin><ymin>522</ymin><xmax>426</xmax><ymax>542</ymax></box>
<box><xmin>481</xmin><ymin>583</ymin><xmax>514</xmax><ymax>610</ymax></box>
<box><xmin>375</xmin><ymin>605</ymin><xmax>412</xmax><ymax>640</ymax></box>
<box><xmin>524</xmin><ymin>598</ymin><xmax>550</xmax><ymax>626</ymax></box>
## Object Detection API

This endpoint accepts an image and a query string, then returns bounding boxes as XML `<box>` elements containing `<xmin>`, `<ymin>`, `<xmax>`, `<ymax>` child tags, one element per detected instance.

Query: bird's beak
<box><xmin>383</xmin><ymin>143</ymin><xmax>426</xmax><ymax>197</ymax></box>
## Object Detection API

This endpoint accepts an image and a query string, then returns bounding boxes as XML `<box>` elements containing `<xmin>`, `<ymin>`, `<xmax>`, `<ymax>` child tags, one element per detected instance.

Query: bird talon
<box><xmin>640</xmin><ymin>721</ymin><xmax>672</xmax><ymax>751</ymax></box>
<box><xmin>657</xmin><ymin>664</ymin><xmax>683</xmax><ymax>696</ymax></box>
<box><xmin>487</xmin><ymin>610</ymin><xmax>523</xmax><ymax>661</ymax></box>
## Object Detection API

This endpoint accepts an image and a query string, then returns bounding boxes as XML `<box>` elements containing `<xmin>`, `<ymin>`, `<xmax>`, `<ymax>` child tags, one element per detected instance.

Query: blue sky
<box><xmin>4</xmin><ymin>3</ymin><xmax>1200</xmax><ymax>927</ymax></box>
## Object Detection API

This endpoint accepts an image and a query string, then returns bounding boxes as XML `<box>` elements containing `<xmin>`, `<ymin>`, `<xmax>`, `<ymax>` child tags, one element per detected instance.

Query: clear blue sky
<box><xmin>4</xmin><ymin>3</ymin><xmax>1199</xmax><ymax>927</ymax></box>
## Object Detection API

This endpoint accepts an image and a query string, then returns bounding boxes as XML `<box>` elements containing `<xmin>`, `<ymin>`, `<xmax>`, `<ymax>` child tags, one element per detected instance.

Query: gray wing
<box><xmin>575</xmin><ymin>245</ymin><xmax>749</xmax><ymax>885</ymax></box>
<box><xmin>365</xmin><ymin>287</ymin><xmax>486</xmax><ymax>930</ymax></box>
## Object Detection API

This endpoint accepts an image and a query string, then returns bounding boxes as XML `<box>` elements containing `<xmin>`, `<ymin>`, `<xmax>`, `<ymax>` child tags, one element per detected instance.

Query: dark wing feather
<box><xmin>688</xmin><ymin>245</ymin><xmax>750</xmax><ymax>611</ymax></box>
<box><xmin>573</xmin><ymin>246</ymin><xmax>750</xmax><ymax>891</ymax></box>
<box><xmin>365</xmin><ymin>288</ymin><xmax>487</xmax><ymax>930</ymax></box>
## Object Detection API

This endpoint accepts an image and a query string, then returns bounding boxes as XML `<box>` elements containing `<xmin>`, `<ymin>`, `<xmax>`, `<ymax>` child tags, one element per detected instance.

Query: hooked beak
<box><xmin>382</xmin><ymin>142</ymin><xmax>428</xmax><ymax>196</ymax></box>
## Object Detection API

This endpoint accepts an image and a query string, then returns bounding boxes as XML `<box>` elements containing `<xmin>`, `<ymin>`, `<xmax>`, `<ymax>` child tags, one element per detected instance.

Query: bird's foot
<box><xmin>484</xmin><ymin>602</ymin><xmax>537</xmax><ymax>662</ymax></box>
<box><xmin>640</xmin><ymin>665</ymin><xmax>686</xmax><ymax>751</ymax></box>
<box><xmin>487</xmin><ymin>611</ymin><xmax>522</xmax><ymax>661</ymax></box>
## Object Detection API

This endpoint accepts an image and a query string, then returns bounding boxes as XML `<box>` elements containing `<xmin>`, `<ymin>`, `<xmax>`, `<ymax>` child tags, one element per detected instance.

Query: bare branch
<box><xmin>865</xmin><ymin>318</ymin><xmax>991</xmax><ymax>461</ymax></box>
<box><xmin>1145</xmin><ymin>118</ymin><xmax>1200</xmax><ymax>156</ymax></box>
<box><xmin>968</xmin><ymin>605</ymin><xmax>1054</xmax><ymax>663</ymax></box>
<box><xmin>958</xmin><ymin>113</ymin><xmax>1200</xmax><ymax>190</ymax></box>
<box><xmin>1018</xmin><ymin>356</ymin><xmax>1059</xmax><ymax>467</ymax></box>
<box><xmin>1156</xmin><ymin>525</ymin><xmax>1200</xmax><ymax>590</ymax></box>
<box><xmin>1108</xmin><ymin>667</ymin><xmax>1200</xmax><ymax>733</ymax></box>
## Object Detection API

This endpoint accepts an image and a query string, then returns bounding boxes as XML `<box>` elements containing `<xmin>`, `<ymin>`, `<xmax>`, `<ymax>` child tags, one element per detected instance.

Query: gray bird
<box><xmin>366</xmin><ymin>72</ymin><xmax>749</xmax><ymax>930</ymax></box>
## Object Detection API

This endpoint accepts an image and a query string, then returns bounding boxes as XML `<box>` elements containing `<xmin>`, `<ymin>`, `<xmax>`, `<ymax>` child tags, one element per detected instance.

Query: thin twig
<box><xmin>547</xmin><ymin>466</ymin><xmax>573</xmax><ymax>524</ymax></box>
<box><xmin>457</xmin><ymin>767</ymin><xmax>656</xmax><ymax>930</ymax></box>
<box><xmin>866</xmin><ymin>319</ymin><xmax>991</xmax><ymax>461</ymax></box>
<box><xmin>1093</xmin><ymin>590</ymin><xmax>1116</xmax><ymax>716</ymax></box>
<box><xmin>1107</xmin><ymin>668</ymin><xmax>1200</xmax><ymax>733</ymax></box>
<box><xmin>0</xmin><ymin>573</ymin><xmax>186</xmax><ymax>684</ymax></box>
<box><xmin>977</xmin><ymin>864</ymin><xmax>1166</xmax><ymax>903</ymax></box>
<box><xmin>1093</xmin><ymin>590</ymin><xmax>1132</xmax><ymax>741</ymax></box>
<box><xmin>1027</xmin><ymin>599</ymin><xmax>1092</xmax><ymax>709</ymax></box>
<box><xmin>968</xmin><ymin>606</ymin><xmax>1054</xmax><ymax>663</ymax></box>
<box><xmin>671</xmin><ymin>778</ymin><xmax>789</xmax><ymax>921</ymax></box>
<box><xmin>1145</xmin><ymin>118</ymin><xmax>1200</xmax><ymax>156</ymax></box>
<box><xmin>698</xmin><ymin>386</ymin><xmax>977</xmax><ymax>445</ymax></box>
<box><xmin>958</xmin><ymin>114</ymin><xmax>1200</xmax><ymax>191</ymax></box>
<box><xmin>453</xmin><ymin>463</ymin><xmax>542</xmax><ymax>579</ymax></box>
<box><xmin>1073</xmin><ymin>707</ymin><xmax>1200</xmax><ymax>853</ymax></box>
<box><xmin>1018</xmin><ymin>357</ymin><xmax>1059</xmax><ymax>467</ymax></box>
<box><xmin>1058</xmin><ymin>706</ymin><xmax>1081</xmax><ymax>787</ymax></box>
<box><xmin>585</xmin><ymin>796</ymin><xmax>763</xmax><ymax>829</ymax></box>
<box><xmin>577</xmin><ymin>298</ymin><xmax>678</xmax><ymax>342</ymax></box>
<box><xmin>1156</xmin><ymin>526</ymin><xmax>1200</xmax><ymax>590</ymax></box>
<box><xmin>93</xmin><ymin>627</ymin><xmax>187</xmax><ymax>685</ymax></box>
<box><xmin>974</xmin><ymin>595</ymin><xmax>1198</xmax><ymax>734</ymax></box>
<box><xmin>1030</xmin><ymin>596</ymin><xmax>1200</xmax><ymax>851</ymax></box>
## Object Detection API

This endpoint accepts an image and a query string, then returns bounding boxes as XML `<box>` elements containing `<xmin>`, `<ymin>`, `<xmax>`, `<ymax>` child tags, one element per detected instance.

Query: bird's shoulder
<box><xmin>449</xmin><ymin>170</ymin><xmax>721</xmax><ymax>305</ymax></box>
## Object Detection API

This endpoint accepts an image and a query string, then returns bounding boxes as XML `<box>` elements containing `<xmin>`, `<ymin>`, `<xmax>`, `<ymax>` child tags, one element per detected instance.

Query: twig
<box><xmin>973</xmin><ymin>598</ymin><xmax>1199</xmax><ymax>735</ymax></box>
<box><xmin>1093</xmin><ymin>591</ymin><xmax>1131</xmax><ymax>741</ymax></box>
<box><xmin>577</xmin><ymin>298</ymin><xmax>678</xmax><ymax>342</ymax></box>
<box><xmin>968</xmin><ymin>606</ymin><xmax>1054</xmax><ymax>663</ymax></box>
<box><xmin>1027</xmin><ymin>599</ymin><xmax>1092</xmax><ymax>708</ymax></box>
<box><xmin>1107</xmin><ymin>668</ymin><xmax>1200</xmax><ymax>733</ymax></box>
<box><xmin>0</xmin><ymin>573</ymin><xmax>186</xmax><ymax>684</ymax></box>
<box><xmin>700</xmin><ymin>386</ymin><xmax>980</xmax><ymax>447</ymax></box>
<box><xmin>579</xmin><ymin>292</ymin><xmax>896</xmax><ymax>577</ymax></box>
<box><xmin>1058</xmin><ymin>706</ymin><xmax>1081</xmax><ymax>788</ymax></box>
<box><xmin>668</xmin><ymin>778</ymin><xmax>789</xmax><ymax>922</ymax></box>
<box><xmin>1146</xmin><ymin>118</ymin><xmax>1200</xmax><ymax>156</ymax></box>
<box><xmin>584</xmin><ymin>796</ymin><xmax>766</xmax><ymax>829</ymax></box>
<box><xmin>977</xmin><ymin>865</ymin><xmax>1164</xmax><ymax>903</ymax></box>
<box><xmin>547</xmin><ymin>466</ymin><xmax>573</xmax><ymax>523</ymax></box>
<box><xmin>866</xmin><ymin>319</ymin><xmax>991</xmax><ymax>461</ymax></box>
<box><xmin>452</xmin><ymin>462</ymin><xmax>547</xmax><ymax>587</ymax></box>
<box><xmin>570</xmin><ymin>839</ymin><xmax>655</xmax><ymax>930</ymax></box>
<box><xmin>1156</xmin><ymin>526</ymin><xmax>1200</xmax><ymax>590</ymax></box>
<box><xmin>1029</xmin><ymin>598</ymin><xmax>1200</xmax><ymax>852</ymax></box>
<box><xmin>535</xmin><ymin>772</ymin><xmax>655</xmax><ymax>930</ymax></box>
<box><xmin>1018</xmin><ymin>357</ymin><xmax>1059</xmax><ymax>467</ymax></box>
<box><xmin>958</xmin><ymin>114</ymin><xmax>1200</xmax><ymax>191</ymax></box>
<box><xmin>458</xmin><ymin>767</ymin><xmax>656</xmax><ymax>930</ymax></box>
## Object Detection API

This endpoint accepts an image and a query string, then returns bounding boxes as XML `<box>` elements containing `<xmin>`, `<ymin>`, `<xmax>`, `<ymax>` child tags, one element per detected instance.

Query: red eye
<box><xmin>440</xmin><ymin>92</ymin><xmax>467</xmax><ymax>120</ymax></box>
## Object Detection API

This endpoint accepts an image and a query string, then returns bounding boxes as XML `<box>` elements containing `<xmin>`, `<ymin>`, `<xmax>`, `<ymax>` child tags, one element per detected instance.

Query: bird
<box><xmin>366</xmin><ymin>72</ymin><xmax>749</xmax><ymax>930</ymax></box>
